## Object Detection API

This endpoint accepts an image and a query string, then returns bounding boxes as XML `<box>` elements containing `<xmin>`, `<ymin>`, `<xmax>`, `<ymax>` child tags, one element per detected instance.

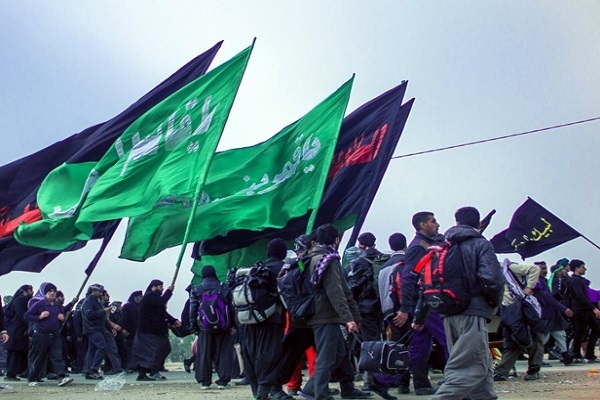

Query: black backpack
<box><xmin>231</xmin><ymin>262</ymin><xmax>278</xmax><ymax>324</ymax></box>
<box><xmin>277</xmin><ymin>255</ymin><xmax>316</xmax><ymax>323</ymax></box>
<box><xmin>411</xmin><ymin>242</ymin><xmax>472</xmax><ymax>315</ymax></box>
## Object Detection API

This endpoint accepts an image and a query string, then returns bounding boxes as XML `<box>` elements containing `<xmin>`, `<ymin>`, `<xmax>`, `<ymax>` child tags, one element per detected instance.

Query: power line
<box><xmin>391</xmin><ymin>116</ymin><xmax>600</xmax><ymax>160</ymax></box>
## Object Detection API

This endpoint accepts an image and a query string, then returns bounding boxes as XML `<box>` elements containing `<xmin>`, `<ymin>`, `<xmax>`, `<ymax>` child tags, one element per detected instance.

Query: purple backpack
<box><xmin>199</xmin><ymin>284</ymin><xmax>231</xmax><ymax>333</ymax></box>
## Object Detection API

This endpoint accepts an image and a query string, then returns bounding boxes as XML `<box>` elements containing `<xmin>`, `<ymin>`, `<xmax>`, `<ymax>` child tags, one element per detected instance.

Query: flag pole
<box><xmin>171</xmin><ymin>39</ymin><xmax>256</xmax><ymax>287</ymax></box>
<box><xmin>305</xmin><ymin>75</ymin><xmax>354</xmax><ymax>235</ymax></box>
<box><xmin>579</xmin><ymin>234</ymin><xmax>600</xmax><ymax>252</ymax></box>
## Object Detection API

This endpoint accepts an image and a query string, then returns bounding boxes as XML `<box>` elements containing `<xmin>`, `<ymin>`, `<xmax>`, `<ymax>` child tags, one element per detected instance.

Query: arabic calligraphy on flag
<box><xmin>490</xmin><ymin>197</ymin><xmax>581</xmax><ymax>259</ymax></box>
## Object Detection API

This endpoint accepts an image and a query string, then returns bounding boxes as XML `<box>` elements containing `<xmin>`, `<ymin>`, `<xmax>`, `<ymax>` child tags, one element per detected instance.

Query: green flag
<box><xmin>121</xmin><ymin>78</ymin><xmax>353</xmax><ymax>261</ymax></box>
<box><xmin>15</xmin><ymin>45</ymin><xmax>253</xmax><ymax>250</ymax></box>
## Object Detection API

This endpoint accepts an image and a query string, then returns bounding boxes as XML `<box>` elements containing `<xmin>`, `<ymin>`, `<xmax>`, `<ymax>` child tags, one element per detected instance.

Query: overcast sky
<box><xmin>2</xmin><ymin>1</ymin><xmax>599</xmax><ymax>313</ymax></box>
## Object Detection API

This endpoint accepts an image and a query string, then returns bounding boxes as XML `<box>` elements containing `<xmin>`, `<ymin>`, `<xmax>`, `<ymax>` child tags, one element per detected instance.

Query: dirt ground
<box><xmin>1</xmin><ymin>360</ymin><xmax>599</xmax><ymax>400</ymax></box>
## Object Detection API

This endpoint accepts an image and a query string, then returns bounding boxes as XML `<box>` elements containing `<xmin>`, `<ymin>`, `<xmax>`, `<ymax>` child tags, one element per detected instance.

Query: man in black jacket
<box><xmin>131</xmin><ymin>279</ymin><xmax>181</xmax><ymax>381</ymax></box>
<box><xmin>82</xmin><ymin>283</ymin><xmax>112</xmax><ymax>380</ymax></box>
<box><xmin>189</xmin><ymin>265</ymin><xmax>234</xmax><ymax>389</ymax></box>
<box><xmin>344</xmin><ymin>232</ymin><xmax>383</xmax><ymax>391</ymax></box>
<box><xmin>566</xmin><ymin>260</ymin><xmax>600</xmax><ymax>363</ymax></box>
<box><xmin>416</xmin><ymin>207</ymin><xmax>503</xmax><ymax>400</ymax></box>
<box><xmin>397</xmin><ymin>211</ymin><xmax>448</xmax><ymax>395</ymax></box>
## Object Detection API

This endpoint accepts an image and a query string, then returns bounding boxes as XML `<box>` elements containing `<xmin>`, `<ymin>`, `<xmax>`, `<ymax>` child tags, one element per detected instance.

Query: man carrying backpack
<box><xmin>189</xmin><ymin>265</ymin><xmax>235</xmax><ymax>389</ymax></box>
<box><xmin>414</xmin><ymin>207</ymin><xmax>504</xmax><ymax>400</ymax></box>
<box><xmin>376</xmin><ymin>233</ymin><xmax>411</xmax><ymax>395</ymax></box>
<box><xmin>397</xmin><ymin>211</ymin><xmax>448</xmax><ymax>395</ymax></box>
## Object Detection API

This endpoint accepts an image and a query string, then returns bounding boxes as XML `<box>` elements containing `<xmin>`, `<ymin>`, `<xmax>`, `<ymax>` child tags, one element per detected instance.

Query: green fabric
<box><xmin>121</xmin><ymin>78</ymin><xmax>353</xmax><ymax>261</ymax></box>
<box><xmin>15</xmin><ymin>46</ymin><xmax>252</xmax><ymax>250</ymax></box>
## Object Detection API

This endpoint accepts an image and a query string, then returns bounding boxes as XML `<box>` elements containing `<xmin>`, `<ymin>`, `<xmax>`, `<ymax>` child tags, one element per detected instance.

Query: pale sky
<box><xmin>1</xmin><ymin>1</ymin><xmax>599</xmax><ymax>313</ymax></box>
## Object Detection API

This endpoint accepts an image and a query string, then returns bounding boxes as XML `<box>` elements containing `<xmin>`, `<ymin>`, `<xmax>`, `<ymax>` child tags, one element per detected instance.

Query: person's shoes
<box><xmin>397</xmin><ymin>386</ymin><xmax>410</xmax><ymax>394</ymax></box>
<box><xmin>561</xmin><ymin>352</ymin><xmax>573</xmax><ymax>365</ymax></box>
<box><xmin>58</xmin><ymin>377</ymin><xmax>74</xmax><ymax>387</ymax></box>
<box><xmin>271</xmin><ymin>389</ymin><xmax>294</xmax><ymax>400</ymax></box>
<box><xmin>298</xmin><ymin>391</ymin><xmax>315</xmax><ymax>399</ymax></box>
<box><xmin>572</xmin><ymin>357</ymin><xmax>583</xmax><ymax>363</ymax></box>
<box><xmin>370</xmin><ymin>383</ymin><xmax>397</xmax><ymax>400</ymax></box>
<box><xmin>493</xmin><ymin>373</ymin><xmax>507</xmax><ymax>382</ymax></box>
<box><xmin>217</xmin><ymin>383</ymin><xmax>231</xmax><ymax>390</ymax></box>
<box><xmin>3</xmin><ymin>376</ymin><xmax>20</xmax><ymax>381</ymax></box>
<box><xmin>414</xmin><ymin>387</ymin><xmax>437</xmax><ymax>396</ymax></box>
<box><xmin>28</xmin><ymin>381</ymin><xmax>40</xmax><ymax>387</ymax></box>
<box><xmin>524</xmin><ymin>372</ymin><xmax>539</xmax><ymax>381</ymax></box>
<box><xmin>548</xmin><ymin>349</ymin><xmax>561</xmax><ymax>360</ymax></box>
<box><xmin>105</xmin><ymin>369</ymin><xmax>124</xmax><ymax>375</ymax></box>
<box><xmin>183</xmin><ymin>359</ymin><xmax>192</xmax><ymax>373</ymax></box>
<box><xmin>341</xmin><ymin>389</ymin><xmax>373</xmax><ymax>399</ymax></box>
<box><xmin>541</xmin><ymin>361</ymin><xmax>552</xmax><ymax>367</ymax></box>
<box><xmin>200</xmin><ymin>384</ymin><xmax>211</xmax><ymax>390</ymax></box>
<box><xmin>149</xmin><ymin>372</ymin><xmax>167</xmax><ymax>380</ymax></box>
<box><xmin>236</xmin><ymin>376</ymin><xmax>250</xmax><ymax>385</ymax></box>
<box><xmin>361</xmin><ymin>383</ymin><xmax>373</xmax><ymax>391</ymax></box>
<box><xmin>85</xmin><ymin>372</ymin><xmax>104</xmax><ymax>380</ymax></box>
<box><xmin>288</xmin><ymin>389</ymin><xmax>300</xmax><ymax>396</ymax></box>
<box><xmin>585</xmin><ymin>359</ymin><xmax>600</xmax><ymax>364</ymax></box>
<box><xmin>136</xmin><ymin>374</ymin><xmax>156</xmax><ymax>381</ymax></box>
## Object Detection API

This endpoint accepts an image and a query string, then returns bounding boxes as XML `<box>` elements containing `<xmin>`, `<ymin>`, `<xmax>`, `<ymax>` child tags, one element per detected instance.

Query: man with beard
<box><xmin>4</xmin><ymin>284</ymin><xmax>33</xmax><ymax>381</ymax></box>
<box><xmin>121</xmin><ymin>290</ymin><xmax>143</xmax><ymax>372</ymax></box>
<box><xmin>131</xmin><ymin>279</ymin><xmax>181</xmax><ymax>381</ymax></box>
<box><xmin>397</xmin><ymin>211</ymin><xmax>448</xmax><ymax>395</ymax></box>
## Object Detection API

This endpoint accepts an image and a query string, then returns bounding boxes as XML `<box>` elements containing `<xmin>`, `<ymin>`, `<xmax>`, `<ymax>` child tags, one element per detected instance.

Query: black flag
<box><xmin>490</xmin><ymin>197</ymin><xmax>580</xmax><ymax>259</ymax></box>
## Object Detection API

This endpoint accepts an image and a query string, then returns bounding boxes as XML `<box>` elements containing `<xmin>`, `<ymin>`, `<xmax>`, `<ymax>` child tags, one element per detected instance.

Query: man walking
<box><xmin>417</xmin><ymin>207</ymin><xmax>504</xmax><ymax>400</ymax></box>
<box><xmin>23</xmin><ymin>283</ymin><xmax>74</xmax><ymax>387</ymax></box>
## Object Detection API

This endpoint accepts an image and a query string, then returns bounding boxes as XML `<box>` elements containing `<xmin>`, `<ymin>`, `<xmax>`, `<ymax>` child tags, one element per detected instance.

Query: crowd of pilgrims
<box><xmin>1</xmin><ymin>218</ymin><xmax>599</xmax><ymax>400</ymax></box>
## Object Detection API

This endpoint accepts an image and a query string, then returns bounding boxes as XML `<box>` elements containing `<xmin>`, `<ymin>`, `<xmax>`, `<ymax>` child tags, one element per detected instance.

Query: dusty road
<box><xmin>1</xmin><ymin>359</ymin><xmax>599</xmax><ymax>399</ymax></box>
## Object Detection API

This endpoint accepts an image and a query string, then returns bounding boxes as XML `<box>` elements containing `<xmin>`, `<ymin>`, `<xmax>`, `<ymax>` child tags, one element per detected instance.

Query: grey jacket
<box><xmin>444</xmin><ymin>224</ymin><xmax>505</xmax><ymax>320</ymax></box>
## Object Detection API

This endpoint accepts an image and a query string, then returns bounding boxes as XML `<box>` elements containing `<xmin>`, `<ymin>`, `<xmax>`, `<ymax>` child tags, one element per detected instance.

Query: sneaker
<box><xmin>136</xmin><ymin>374</ymin><xmax>156</xmax><ymax>381</ymax></box>
<box><xmin>524</xmin><ymin>372</ymin><xmax>539</xmax><ymax>381</ymax></box>
<box><xmin>329</xmin><ymin>388</ymin><xmax>340</xmax><ymax>395</ymax></box>
<box><xmin>236</xmin><ymin>377</ymin><xmax>250</xmax><ymax>385</ymax></box>
<box><xmin>493</xmin><ymin>373</ymin><xmax>507</xmax><ymax>382</ymax></box>
<box><xmin>85</xmin><ymin>372</ymin><xmax>103</xmax><ymax>380</ymax></box>
<box><xmin>370</xmin><ymin>383</ymin><xmax>397</xmax><ymax>400</ymax></box>
<box><xmin>585</xmin><ymin>359</ymin><xmax>600</xmax><ymax>363</ymax></box>
<box><xmin>397</xmin><ymin>386</ymin><xmax>410</xmax><ymax>394</ymax></box>
<box><xmin>218</xmin><ymin>383</ymin><xmax>231</xmax><ymax>390</ymax></box>
<box><xmin>200</xmin><ymin>385</ymin><xmax>211</xmax><ymax>390</ymax></box>
<box><xmin>149</xmin><ymin>372</ymin><xmax>167</xmax><ymax>380</ymax></box>
<box><xmin>341</xmin><ymin>389</ymin><xmax>373</xmax><ymax>399</ymax></box>
<box><xmin>28</xmin><ymin>381</ymin><xmax>40</xmax><ymax>387</ymax></box>
<box><xmin>414</xmin><ymin>387</ymin><xmax>437</xmax><ymax>396</ymax></box>
<box><xmin>58</xmin><ymin>377</ymin><xmax>74</xmax><ymax>387</ymax></box>
<box><xmin>271</xmin><ymin>388</ymin><xmax>294</xmax><ymax>399</ymax></box>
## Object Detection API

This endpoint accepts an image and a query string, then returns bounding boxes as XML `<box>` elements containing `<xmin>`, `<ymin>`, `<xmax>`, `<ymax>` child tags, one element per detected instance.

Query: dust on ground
<box><xmin>1</xmin><ymin>360</ymin><xmax>599</xmax><ymax>400</ymax></box>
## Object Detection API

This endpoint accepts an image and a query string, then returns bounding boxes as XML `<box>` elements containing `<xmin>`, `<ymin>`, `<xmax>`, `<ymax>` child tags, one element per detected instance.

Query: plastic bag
<box><xmin>94</xmin><ymin>372</ymin><xmax>126</xmax><ymax>391</ymax></box>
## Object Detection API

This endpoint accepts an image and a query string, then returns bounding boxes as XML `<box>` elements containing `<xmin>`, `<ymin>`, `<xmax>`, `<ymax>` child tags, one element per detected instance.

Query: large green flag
<box><xmin>121</xmin><ymin>78</ymin><xmax>353</xmax><ymax>261</ymax></box>
<box><xmin>15</xmin><ymin>45</ymin><xmax>253</xmax><ymax>250</ymax></box>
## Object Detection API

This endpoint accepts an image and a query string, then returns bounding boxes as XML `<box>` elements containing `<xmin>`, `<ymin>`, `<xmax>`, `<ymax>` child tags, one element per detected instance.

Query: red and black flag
<box><xmin>0</xmin><ymin>41</ymin><xmax>222</xmax><ymax>276</ymax></box>
<box><xmin>490</xmin><ymin>197</ymin><xmax>581</xmax><ymax>259</ymax></box>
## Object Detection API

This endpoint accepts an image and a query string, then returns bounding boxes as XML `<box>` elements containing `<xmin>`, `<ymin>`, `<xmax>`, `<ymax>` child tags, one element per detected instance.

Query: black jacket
<box><xmin>344</xmin><ymin>247</ymin><xmax>383</xmax><ymax>314</ymax></box>
<box><xmin>82</xmin><ymin>294</ymin><xmax>107</xmax><ymax>335</ymax></box>
<box><xmin>137</xmin><ymin>289</ymin><xmax>177</xmax><ymax>336</ymax></box>
<box><xmin>566</xmin><ymin>275</ymin><xmax>597</xmax><ymax>314</ymax></box>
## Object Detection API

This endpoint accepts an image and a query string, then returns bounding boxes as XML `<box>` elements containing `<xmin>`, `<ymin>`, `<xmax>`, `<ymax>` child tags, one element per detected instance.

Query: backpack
<box><xmin>412</xmin><ymin>242</ymin><xmax>472</xmax><ymax>315</ymax></box>
<box><xmin>231</xmin><ymin>262</ymin><xmax>278</xmax><ymax>324</ymax></box>
<box><xmin>277</xmin><ymin>255</ymin><xmax>316</xmax><ymax>322</ymax></box>
<box><xmin>198</xmin><ymin>283</ymin><xmax>231</xmax><ymax>333</ymax></box>
<box><xmin>388</xmin><ymin>261</ymin><xmax>405</xmax><ymax>309</ymax></box>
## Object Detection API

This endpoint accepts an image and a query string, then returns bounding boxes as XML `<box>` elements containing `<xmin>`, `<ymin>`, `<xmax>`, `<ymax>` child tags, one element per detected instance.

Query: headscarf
<box><xmin>311</xmin><ymin>245</ymin><xmax>341</xmax><ymax>285</ymax></box>
<box><xmin>28</xmin><ymin>282</ymin><xmax>50</xmax><ymax>308</ymax></box>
